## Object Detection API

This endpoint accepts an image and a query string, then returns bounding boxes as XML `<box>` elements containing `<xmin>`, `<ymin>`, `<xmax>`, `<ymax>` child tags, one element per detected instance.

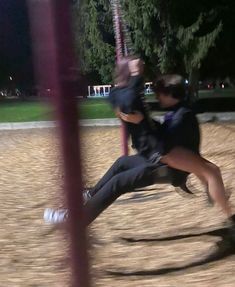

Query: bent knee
<box><xmin>203</xmin><ymin>162</ymin><xmax>221</xmax><ymax>180</ymax></box>
<box><xmin>208</xmin><ymin>163</ymin><xmax>221</xmax><ymax>175</ymax></box>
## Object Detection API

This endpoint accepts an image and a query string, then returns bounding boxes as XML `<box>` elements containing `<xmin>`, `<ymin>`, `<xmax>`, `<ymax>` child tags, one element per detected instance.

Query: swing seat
<box><xmin>150</xmin><ymin>164</ymin><xmax>215</xmax><ymax>203</ymax></box>
<box><xmin>152</xmin><ymin>164</ymin><xmax>196</xmax><ymax>197</ymax></box>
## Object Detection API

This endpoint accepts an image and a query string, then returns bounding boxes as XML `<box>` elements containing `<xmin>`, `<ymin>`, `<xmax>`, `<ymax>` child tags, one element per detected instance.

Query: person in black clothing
<box><xmin>86</xmin><ymin>61</ymin><xmax>199</xmax><ymax>201</ymax></box>
<box><xmin>44</xmin><ymin>68</ymin><xmax>235</xmax><ymax>238</ymax></box>
<box><xmin>118</xmin><ymin>73</ymin><xmax>235</xmax><ymax>232</ymax></box>
<box><xmin>108</xmin><ymin>57</ymin><xmax>159</xmax><ymax>158</ymax></box>
<box><xmin>83</xmin><ymin>73</ymin><xmax>234</xmax><ymax>229</ymax></box>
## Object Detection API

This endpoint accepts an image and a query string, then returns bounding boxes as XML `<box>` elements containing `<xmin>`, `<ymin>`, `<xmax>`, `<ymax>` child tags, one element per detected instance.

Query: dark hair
<box><xmin>114</xmin><ymin>56</ymin><xmax>137</xmax><ymax>87</ymax></box>
<box><xmin>153</xmin><ymin>74</ymin><xmax>186</xmax><ymax>100</ymax></box>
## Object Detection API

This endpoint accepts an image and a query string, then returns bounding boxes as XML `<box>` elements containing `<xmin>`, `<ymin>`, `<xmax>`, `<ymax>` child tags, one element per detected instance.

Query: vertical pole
<box><xmin>27</xmin><ymin>1</ymin><xmax>90</xmax><ymax>286</ymax></box>
<box><xmin>111</xmin><ymin>0</ymin><xmax>128</xmax><ymax>155</ymax></box>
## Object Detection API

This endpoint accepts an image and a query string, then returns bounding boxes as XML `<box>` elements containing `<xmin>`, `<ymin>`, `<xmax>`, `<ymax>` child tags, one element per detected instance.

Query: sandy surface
<box><xmin>0</xmin><ymin>123</ymin><xmax>235</xmax><ymax>287</ymax></box>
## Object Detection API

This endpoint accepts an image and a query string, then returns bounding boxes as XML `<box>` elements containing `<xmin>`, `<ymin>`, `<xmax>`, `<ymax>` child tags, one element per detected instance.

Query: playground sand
<box><xmin>0</xmin><ymin>123</ymin><xmax>235</xmax><ymax>286</ymax></box>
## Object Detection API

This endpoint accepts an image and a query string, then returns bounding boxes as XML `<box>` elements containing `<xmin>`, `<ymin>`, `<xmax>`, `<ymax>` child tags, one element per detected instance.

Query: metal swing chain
<box><xmin>110</xmin><ymin>0</ymin><xmax>134</xmax><ymax>57</ymax></box>
<box><xmin>117</xmin><ymin>1</ymin><xmax>134</xmax><ymax>56</ymax></box>
<box><xmin>110</xmin><ymin>0</ymin><xmax>125</xmax><ymax>59</ymax></box>
<box><xmin>110</xmin><ymin>0</ymin><xmax>155</xmax><ymax>130</ymax></box>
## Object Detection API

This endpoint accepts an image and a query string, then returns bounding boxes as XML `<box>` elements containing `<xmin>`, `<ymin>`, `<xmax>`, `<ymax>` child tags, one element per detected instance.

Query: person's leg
<box><xmin>44</xmin><ymin>155</ymin><xmax>150</xmax><ymax>224</ymax></box>
<box><xmin>161</xmin><ymin>147</ymin><xmax>232</xmax><ymax>218</ymax></box>
<box><xmin>89</xmin><ymin>154</ymin><xmax>147</xmax><ymax>196</ymax></box>
<box><xmin>84</xmin><ymin>163</ymin><xmax>156</xmax><ymax>225</ymax></box>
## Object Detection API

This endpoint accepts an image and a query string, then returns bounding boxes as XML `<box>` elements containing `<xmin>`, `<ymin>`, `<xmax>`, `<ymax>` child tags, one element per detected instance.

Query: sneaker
<box><xmin>83</xmin><ymin>189</ymin><xmax>92</xmax><ymax>204</ymax></box>
<box><xmin>44</xmin><ymin>208</ymin><xmax>68</xmax><ymax>224</ymax></box>
<box><xmin>44</xmin><ymin>190</ymin><xmax>92</xmax><ymax>224</ymax></box>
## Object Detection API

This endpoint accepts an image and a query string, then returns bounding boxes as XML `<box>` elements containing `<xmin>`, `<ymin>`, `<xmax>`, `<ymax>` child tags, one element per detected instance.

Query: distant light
<box><xmin>9</xmin><ymin>76</ymin><xmax>13</xmax><ymax>81</ymax></box>
<box><xmin>207</xmin><ymin>84</ymin><xmax>210</xmax><ymax>89</ymax></box>
<box><xmin>47</xmin><ymin>89</ymin><xmax>51</xmax><ymax>92</ymax></box>
<box><xmin>185</xmin><ymin>79</ymin><xmax>189</xmax><ymax>84</ymax></box>
<box><xmin>222</xmin><ymin>84</ymin><xmax>225</xmax><ymax>89</ymax></box>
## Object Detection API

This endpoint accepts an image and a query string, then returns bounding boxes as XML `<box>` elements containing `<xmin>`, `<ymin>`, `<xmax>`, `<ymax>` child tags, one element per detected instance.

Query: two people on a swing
<box><xmin>44</xmin><ymin>57</ymin><xmax>235</xmax><ymax>239</ymax></box>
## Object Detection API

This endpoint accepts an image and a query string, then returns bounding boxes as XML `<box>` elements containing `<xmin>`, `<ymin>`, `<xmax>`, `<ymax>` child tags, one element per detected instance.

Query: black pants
<box><xmin>85</xmin><ymin>155</ymin><xmax>157</xmax><ymax>225</ymax></box>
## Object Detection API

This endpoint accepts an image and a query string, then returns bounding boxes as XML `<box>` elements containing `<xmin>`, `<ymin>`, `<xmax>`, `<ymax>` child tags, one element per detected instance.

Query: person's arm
<box><xmin>128</xmin><ymin>58</ymin><xmax>144</xmax><ymax>76</ymax></box>
<box><xmin>109</xmin><ymin>59</ymin><xmax>144</xmax><ymax>115</ymax></box>
<box><xmin>128</xmin><ymin>59</ymin><xmax>144</xmax><ymax>92</ymax></box>
<box><xmin>119</xmin><ymin>111</ymin><xmax>162</xmax><ymax>129</ymax></box>
<box><xmin>119</xmin><ymin>111</ymin><xmax>144</xmax><ymax>124</ymax></box>
<box><xmin>128</xmin><ymin>75</ymin><xmax>144</xmax><ymax>94</ymax></box>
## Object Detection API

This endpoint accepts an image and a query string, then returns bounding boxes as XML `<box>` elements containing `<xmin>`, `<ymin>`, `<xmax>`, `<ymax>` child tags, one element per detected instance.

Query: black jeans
<box><xmin>85</xmin><ymin>155</ymin><xmax>157</xmax><ymax>225</ymax></box>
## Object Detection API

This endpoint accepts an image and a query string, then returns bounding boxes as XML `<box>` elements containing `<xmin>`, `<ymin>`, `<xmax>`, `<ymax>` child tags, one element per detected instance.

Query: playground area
<box><xmin>0</xmin><ymin>123</ymin><xmax>235</xmax><ymax>286</ymax></box>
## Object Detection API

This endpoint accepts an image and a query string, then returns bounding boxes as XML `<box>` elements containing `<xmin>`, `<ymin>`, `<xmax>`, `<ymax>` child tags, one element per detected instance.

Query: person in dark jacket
<box><xmin>108</xmin><ymin>57</ymin><xmax>159</xmax><ymax>158</ymax></box>
<box><xmin>118</xmin><ymin>74</ymin><xmax>234</xmax><ymax>232</ymax></box>
<box><xmin>120</xmin><ymin>73</ymin><xmax>233</xmax><ymax>215</ymax></box>
<box><xmin>44</xmin><ymin>72</ymin><xmax>235</xmax><ymax>239</ymax></box>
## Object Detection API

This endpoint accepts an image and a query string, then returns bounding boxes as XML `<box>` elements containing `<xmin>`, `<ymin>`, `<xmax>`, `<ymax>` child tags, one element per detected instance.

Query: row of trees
<box><xmin>73</xmin><ymin>0</ymin><xmax>235</xmax><ymax>92</ymax></box>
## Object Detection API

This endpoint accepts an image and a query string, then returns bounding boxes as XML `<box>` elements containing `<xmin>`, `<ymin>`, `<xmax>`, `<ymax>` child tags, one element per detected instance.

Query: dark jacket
<box><xmin>108</xmin><ymin>77</ymin><xmax>200</xmax><ymax>159</ymax></box>
<box><xmin>108</xmin><ymin>76</ymin><xmax>159</xmax><ymax>158</ymax></box>
<box><xmin>159</xmin><ymin>103</ymin><xmax>200</xmax><ymax>155</ymax></box>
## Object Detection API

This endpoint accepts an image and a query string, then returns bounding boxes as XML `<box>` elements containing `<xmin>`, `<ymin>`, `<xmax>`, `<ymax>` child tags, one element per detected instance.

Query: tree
<box><xmin>122</xmin><ymin>0</ymin><xmax>222</xmax><ymax>97</ymax></box>
<box><xmin>72</xmin><ymin>0</ymin><xmax>115</xmax><ymax>83</ymax></box>
<box><xmin>177</xmin><ymin>14</ymin><xmax>222</xmax><ymax>97</ymax></box>
<box><xmin>73</xmin><ymin>0</ymin><xmax>227</xmax><ymax>92</ymax></box>
<box><xmin>200</xmin><ymin>0</ymin><xmax>235</xmax><ymax>83</ymax></box>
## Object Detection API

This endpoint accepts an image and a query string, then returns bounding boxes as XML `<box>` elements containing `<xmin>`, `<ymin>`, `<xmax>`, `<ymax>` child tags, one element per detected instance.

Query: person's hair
<box><xmin>153</xmin><ymin>74</ymin><xmax>186</xmax><ymax>100</ymax></box>
<box><xmin>114</xmin><ymin>56</ymin><xmax>137</xmax><ymax>87</ymax></box>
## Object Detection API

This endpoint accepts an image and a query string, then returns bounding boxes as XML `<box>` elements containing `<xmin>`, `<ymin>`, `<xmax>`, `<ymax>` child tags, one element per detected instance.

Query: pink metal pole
<box><xmin>111</xmin><ymin>0</ymin><xmax>129</xmax><ymax>155</ymax></box>
<box><xmin>27</xmin><ymin>1</ymin><xmax>90</xmax><ymax>286</ymax></box>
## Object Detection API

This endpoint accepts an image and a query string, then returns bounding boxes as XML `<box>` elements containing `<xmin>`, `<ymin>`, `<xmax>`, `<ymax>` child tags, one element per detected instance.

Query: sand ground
<box><xmin>0</xmin><ymin>123</ymin><xmax>235</xmax><ymax>287</ymax></box>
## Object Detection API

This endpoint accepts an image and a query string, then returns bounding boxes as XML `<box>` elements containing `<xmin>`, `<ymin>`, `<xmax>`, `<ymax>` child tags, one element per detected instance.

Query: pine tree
<box><xmin>201</xmin><ymin>0</ymin><xmax>235</xmax><ymax>81</ymax></box>
<box><xmin>122</xmin><ymin>0</ymin><xmax>222</xmax><ymax>97</ymax></box>
<box><xmin>177</xmin><ymin>13</ymin><xmax>222</xmax><ymax>97</ymax></box>
<box><xmin>72</xmin><ymin>0</ymin><xmax>115</xmax><ymax>83</ymax></box>
<box><xmin>73</xmin><ymin>0</ymin><xmax>223</xmax><ymax>92</ymax></box>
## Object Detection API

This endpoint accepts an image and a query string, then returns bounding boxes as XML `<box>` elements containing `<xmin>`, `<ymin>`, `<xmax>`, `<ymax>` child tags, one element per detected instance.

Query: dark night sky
<box><xmin>0</xmin><ymin>0</ymin><xmax>33</xmax><ymax>87</ymax></box>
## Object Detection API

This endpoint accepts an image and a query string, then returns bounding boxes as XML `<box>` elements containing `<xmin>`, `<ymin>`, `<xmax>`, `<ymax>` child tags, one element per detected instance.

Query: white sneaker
<box><xmin>44</xmin><ymin>208</ymin><xmax>68</xmax><ymax>224</ymax></box>
<box><xmin>83</xmin><ymin>189</ymin><xmax>92</xmax><ymax>204</ymax></box>
<box><xmin>44</xmin><ymin>190</ymin><xmax>91</xmax><ymax>224</ymax></box>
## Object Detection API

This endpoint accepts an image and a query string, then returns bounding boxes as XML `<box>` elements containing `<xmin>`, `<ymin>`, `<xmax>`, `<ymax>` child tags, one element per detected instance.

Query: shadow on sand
<box><xmin>107</xmin><ymin>226</ymin><xmax>235</xmax><ymax>277</ymax></box>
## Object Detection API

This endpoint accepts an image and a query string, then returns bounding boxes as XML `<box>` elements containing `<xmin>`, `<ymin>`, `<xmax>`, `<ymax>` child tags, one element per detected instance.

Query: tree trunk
<box><xmin>189</xmin><ymin>68</ymin><xmax>199</xmax><ymax>102</ymax></box>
